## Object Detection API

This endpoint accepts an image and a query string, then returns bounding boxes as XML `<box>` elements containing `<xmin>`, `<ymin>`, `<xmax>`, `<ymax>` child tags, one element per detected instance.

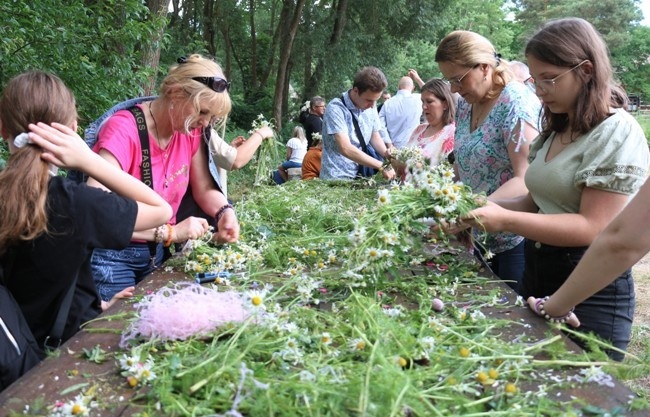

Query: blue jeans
<box><xmin>475</xmin><ymin>240</ymin><xmax>525</xmax><ymax>293</ymax></box>
<box><xmin>273</xmin><ymin>161</ymin><xmax>302</xmax><ymax>185</ymax></box>
<box><xmin>522</xmin><ymin>240</ymin><xmax>634</xmax><ymax>361</ymax></box>
<box><xmin>91</xmin><ymin>242</ymin><xmax>165</xmax><ymax>302</ymax></box>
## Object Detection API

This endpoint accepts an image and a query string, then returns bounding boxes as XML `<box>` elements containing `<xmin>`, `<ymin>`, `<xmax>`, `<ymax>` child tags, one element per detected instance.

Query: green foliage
<box><xmin>0</xmin><ymin>140</ymin><xmax>8</xmax><ymax>170</ymax></box>
<box><xmin>635</xmin><ymin>114</ymin><xmax>650</xmax><ymax>145</ymax></box>
<box><xmin>0</xmin><ymin>0</ymin><xmax>163</xmax><ymax>128</ymax></box>
<box><xmin>615</xmin><ymin>26</ymin><xmax>650</xmax><ymax>101</ymax></box>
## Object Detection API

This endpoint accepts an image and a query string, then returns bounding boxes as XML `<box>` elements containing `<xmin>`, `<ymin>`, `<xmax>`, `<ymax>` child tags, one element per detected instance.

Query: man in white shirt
<box><xmin>378</xmin><ymin>76</ymin><xmax>422</xmax><ymax>149</ymax></box>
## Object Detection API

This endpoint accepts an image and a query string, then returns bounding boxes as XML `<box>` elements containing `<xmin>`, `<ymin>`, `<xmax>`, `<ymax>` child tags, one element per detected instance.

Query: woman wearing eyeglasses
<box><xmin>87</xmin><ymin>54</ymin><xmax>247</xmax><ymax>302</ymax></box>
<box><xmin>435</xmin><ymin>31</ymin><xmax>541</xmax><ymax>292</ymax></box>
<box><xmin>459</xmin><ymin>18</ymin><xmax>649</xmax><ymax>360</ymax></box>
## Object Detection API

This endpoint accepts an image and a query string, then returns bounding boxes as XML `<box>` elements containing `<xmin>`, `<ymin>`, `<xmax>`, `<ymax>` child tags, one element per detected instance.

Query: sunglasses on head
<box><xmin>192</xmin><ymin>76</ymin><xmax>231</xmax><ymax>93</ymax></box>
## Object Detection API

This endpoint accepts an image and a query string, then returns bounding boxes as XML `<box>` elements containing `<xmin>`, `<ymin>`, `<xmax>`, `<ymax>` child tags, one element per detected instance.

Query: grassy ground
<box><xmin>627</xmin><ymin>260</ymin><xmax>650</xmax><ymax>398</ymax></box>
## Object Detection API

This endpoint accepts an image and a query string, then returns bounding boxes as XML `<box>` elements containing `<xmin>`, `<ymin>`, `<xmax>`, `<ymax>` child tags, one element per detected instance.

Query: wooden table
<box><xmin>0</xmin><ymin>261</ymin><xmax>644</xmax><ymax>416</ymax></box>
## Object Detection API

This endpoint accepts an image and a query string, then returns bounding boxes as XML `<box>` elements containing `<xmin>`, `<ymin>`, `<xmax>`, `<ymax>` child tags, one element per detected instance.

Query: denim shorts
<box><xmin>522</xmin><ymin>240</ymin><xmax>634</xmax><ymax>361</ymax></box>
<box><xmin>91</xmin><ymin>242</ymin><xmax>166</xmax><ymax>302</ymax></box>
<box><xmin>281</xmin><ymin>160</ymin><xmax>303</xmax><ymax>169</ymax></box>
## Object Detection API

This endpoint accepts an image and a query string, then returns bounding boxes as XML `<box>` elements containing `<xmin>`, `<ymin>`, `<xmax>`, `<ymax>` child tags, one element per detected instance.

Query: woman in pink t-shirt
<box><xmin>405</xmin><ymin>78</ymin><xmax>456</xmax><ymax>166</ymax></box>
<box><xmin>88</xmin><ymin>54</ymin><xmax>249</xmax><ymax>302</ymax></box>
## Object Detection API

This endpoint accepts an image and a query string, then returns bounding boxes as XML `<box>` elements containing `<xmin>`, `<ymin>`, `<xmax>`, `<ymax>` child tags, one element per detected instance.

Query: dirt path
<box><xmin>634</xmin><ymin>255</ymin><xmax>650</xmax><ymax>326</ymax></box>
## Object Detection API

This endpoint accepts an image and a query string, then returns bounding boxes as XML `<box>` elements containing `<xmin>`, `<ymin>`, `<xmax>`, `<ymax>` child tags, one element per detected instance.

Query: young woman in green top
<box><xmin>459</xmin><ymin>18</ymin><xmax>649</xmax><ymax>360</ymax></box>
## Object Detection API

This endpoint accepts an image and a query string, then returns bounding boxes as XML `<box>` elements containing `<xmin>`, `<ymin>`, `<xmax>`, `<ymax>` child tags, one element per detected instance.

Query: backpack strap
<box><xmin>43</xmin><ymin>274</ymin><xmax>77</xmax><ymax>351</ymax></box>
<box><xmin>340</xmin><ymin>94</ymin><xmax>368</xmax><ymax>153</ymax></box>
<box><xmin>127</xmin><ymin>106</ymin><xmax>153</xmax><ymax>188</ymax></box>
<box><xmin>126</xmin><ymin>106</ymin><xmax>159</xmax><ymax>266</ymax></box>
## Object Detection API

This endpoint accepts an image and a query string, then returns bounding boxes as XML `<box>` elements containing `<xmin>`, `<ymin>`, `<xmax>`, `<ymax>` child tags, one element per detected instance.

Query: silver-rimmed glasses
<box><xmin>533</xmin><ymin>60</ymin><xmax>588</xmax><ymax>94</ymax></box>
<box><xmin>443</xmin><ymin>65</ymin><xmax>478</xmax><ymax>88</ymax></box>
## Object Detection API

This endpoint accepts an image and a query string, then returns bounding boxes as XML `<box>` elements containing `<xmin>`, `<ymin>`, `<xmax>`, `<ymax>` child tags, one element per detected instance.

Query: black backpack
<box><xmin>0</xmin><ymin>263</ymin><xmax>44</xmax><ymax>391</ymax></box>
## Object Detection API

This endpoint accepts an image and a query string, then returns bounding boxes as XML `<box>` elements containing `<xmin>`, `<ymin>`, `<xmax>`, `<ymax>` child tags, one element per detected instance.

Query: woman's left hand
<box><xmin>214</xmin><ymin>208</ymin><xmax>240</xmax><ymax>243</ymax></box>
<box><xmin>527</xmin><ymin>296</ymin><xmax>581</xmax><ymax>327</ymax></box>
<box><xmin>231</xmin><ymin>135</ymin><xmax>246</xmax><ymax>148</ymax></box>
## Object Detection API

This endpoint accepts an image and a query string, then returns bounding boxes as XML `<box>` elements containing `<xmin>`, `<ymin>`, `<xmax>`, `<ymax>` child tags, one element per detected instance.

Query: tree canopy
<box><xmin>0</xmin><ymin>0</ymin><xmax>647</xmax><ymax>132</ymax></box>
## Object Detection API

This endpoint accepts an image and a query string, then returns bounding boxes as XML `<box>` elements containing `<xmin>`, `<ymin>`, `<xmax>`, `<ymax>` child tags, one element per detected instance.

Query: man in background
<box><xmin>378</xmin><ymin>76</ymin><xmax>422</xmax><ymax>149</ymax></box>
<box><xmin>320</xmin><ymin>66</ymin><xmax>395</xmax><ymax>181</ymax></box>
<box><xmin>299</xmin><ymin>96</ymin><xmax>326</xmax><ymax>148</ymax></box>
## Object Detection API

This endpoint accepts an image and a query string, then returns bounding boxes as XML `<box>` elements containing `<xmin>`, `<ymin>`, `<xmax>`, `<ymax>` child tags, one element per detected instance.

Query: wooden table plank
<box><xmin>0</xmin><ymin>260</ymin><xmax>643</xmax><ymax>415</ymax></box>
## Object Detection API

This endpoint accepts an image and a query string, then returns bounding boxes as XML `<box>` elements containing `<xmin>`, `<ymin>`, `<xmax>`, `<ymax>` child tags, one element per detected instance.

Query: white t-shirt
<box><xmin>286</xmin><ymin>137</ymin><xmax>308</xmax><ymax>163</ymax></box>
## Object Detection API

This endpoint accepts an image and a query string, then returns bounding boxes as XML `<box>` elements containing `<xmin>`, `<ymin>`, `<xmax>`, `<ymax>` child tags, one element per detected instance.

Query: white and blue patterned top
<box><xmin>320</xmin><ymin>91</ymin><xmax>382</xmax><ymax>180</ymax></box>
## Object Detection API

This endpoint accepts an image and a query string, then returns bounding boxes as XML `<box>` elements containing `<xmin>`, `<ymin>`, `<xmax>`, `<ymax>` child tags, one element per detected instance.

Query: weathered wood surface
<box><xmin>0</xmin><ymin>258</ymin><xmax>644</xmax><ymax>416</ymax></box>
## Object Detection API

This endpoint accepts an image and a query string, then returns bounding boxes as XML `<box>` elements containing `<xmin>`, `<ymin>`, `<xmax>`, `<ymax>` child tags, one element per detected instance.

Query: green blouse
<box><xmin>526</xmin><ymin>109</ymin><xmax>649</xmax><ymax>215</ymax></box>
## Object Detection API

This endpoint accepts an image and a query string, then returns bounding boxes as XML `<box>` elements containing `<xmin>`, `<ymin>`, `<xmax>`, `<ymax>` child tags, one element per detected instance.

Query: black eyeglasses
<box><xmin>192</xmin><ymin>76</ymin><xmax>231</xmax><ymax>93</ymax></box>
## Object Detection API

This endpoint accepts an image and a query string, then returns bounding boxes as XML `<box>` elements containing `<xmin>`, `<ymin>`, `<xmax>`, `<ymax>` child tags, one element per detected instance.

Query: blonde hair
<box><xmin>435</xmin><ymin>30</ymin><xmax>513</xmax><ymax>100</ymax></box>
<box><xmin>0</xmin><ymin>71</ymin><xmax>77</xmax><ymax>253</ymax></box>
<box><xmin>161</xmin><ymin>54</ymin><xmax>232</xmax><ymax>133</ymax></box>
<box><xmin>292</xmin><ymin>125</ymin><xmax>307</xmax><ymax>145</ymax></box>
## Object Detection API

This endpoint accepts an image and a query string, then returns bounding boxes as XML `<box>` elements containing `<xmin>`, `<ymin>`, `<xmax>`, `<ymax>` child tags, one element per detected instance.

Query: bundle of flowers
<box><xmin>249</xmin><ymin>114</ymin><xmax>280</xmax><ymax>186</ymax></box>
<box><xmin>344</xmin><ymin>161</ymin><xmax>484</xmax><ymax>284</ymax></box>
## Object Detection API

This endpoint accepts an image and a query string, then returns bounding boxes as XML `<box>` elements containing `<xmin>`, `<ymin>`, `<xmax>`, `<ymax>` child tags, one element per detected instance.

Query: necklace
<box><xmin>148</xmin><ymin>102</ymin><xmax>171</xmax><ymax>188</ymax></box>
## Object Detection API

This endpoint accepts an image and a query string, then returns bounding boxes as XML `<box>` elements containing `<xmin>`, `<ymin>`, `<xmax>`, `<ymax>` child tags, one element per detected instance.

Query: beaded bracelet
<box><xmin>535</xmin><ymin>296</ymin><xmax>575</xmax><ymax>323</ymax></box>
<box><xmin>163</xmin><ymin>224</ymin><xmax>173</xmax><ymax>248</ymax></box>
<box><xmin>153</xmin><ymin>225</ymin><xmax>163</xmax><ymax>243</ymax></box>
<box><xmin>215</xmin><ymin>204</ymin><xmax>234</xmax><ymax>223</ymax></box>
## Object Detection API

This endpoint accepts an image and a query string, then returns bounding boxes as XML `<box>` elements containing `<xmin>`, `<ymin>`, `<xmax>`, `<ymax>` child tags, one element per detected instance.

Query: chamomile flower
<box><xmin>50</xmin><ymin>393</ymin><xmax>97</xmax><ymax>417</ymax></box>
<box><xmin>366</xmin><ymin>247</ymin><xmax>381</xmax><ymax>261</ymax></box>
<box><xmin>377</xmin><ymin>189</ymin><xmax>391</xmax><ymax>205</ymax></box>
<box><xmin>348</xmin><ymin>337</ymin><xmax>366</xmax><ymax>351</ymax></box>
<box><xmin>320</xmin><ymin>332</ymin><xmax>333</xmax><ymax>346</ymax></box>
<box><xmin>244</xmin><ymin>285</ymin><xmax>271</xmax><ymax>313</ymax></box>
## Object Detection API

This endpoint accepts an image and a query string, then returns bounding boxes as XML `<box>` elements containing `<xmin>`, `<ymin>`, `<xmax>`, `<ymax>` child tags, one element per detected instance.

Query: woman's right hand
<box><xmin>172</xmin><ymin>216</ymin><xmax>210</xmax><ymax>242</ymax></box>
<box><xmin>253</xmin><ymin>125</ymin><xmax>274</xmax><ymax>140</ymax></box>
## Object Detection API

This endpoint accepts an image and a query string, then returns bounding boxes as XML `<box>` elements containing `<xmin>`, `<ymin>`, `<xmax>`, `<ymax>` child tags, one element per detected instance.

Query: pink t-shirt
<box><xmin>93</xmin><ymin>104</ymin><xmax>201</xmax><ymax>223</ymax></box>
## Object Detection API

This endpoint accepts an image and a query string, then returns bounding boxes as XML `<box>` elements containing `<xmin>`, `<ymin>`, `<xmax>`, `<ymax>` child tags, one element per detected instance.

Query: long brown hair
<box><xmin>0</xmin><ymin>71</ymin><xmax>77</xmax><ymax>253</ymax></box>
<box><xmin>525</xmin><ymin>18</ymin><xmax>627</xmax><ymax>136</ymax></box>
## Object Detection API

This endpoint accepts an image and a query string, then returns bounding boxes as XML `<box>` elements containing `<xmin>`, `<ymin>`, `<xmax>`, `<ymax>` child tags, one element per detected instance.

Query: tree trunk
<box><xmin>272</xmin><ymin>0</ymin><xmax>307</xmax><ymax>130</ymax></box>
<box><xmin>305</xmin><ymin>0</ymin><xmax>348</xmax><ymax>98</ymax></box>
<box><xmin>143</xmin><ymin>0</ymin><xmax>171</xmax><ymax>95</ymax></box>
<box><xmin>249</xmin><ymin>0</ymin><xmax>258</xmax><ymax>88</ymax></box>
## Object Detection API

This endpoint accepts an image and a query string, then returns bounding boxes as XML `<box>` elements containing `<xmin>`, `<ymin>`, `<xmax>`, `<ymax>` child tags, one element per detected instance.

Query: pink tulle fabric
<box><xmin>120</xmin><ymin>282</ymin><xmax>249</xmax><ymax>347</ymax></box>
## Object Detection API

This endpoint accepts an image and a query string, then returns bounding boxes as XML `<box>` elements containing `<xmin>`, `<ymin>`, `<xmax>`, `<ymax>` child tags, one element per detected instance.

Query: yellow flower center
<box><xmin>252</xmin><ymin>295</ymin><xmax>262</xmax><ymax>306</ymax></box>
<box><xmin>127</xmin><ymin>376</ymin><xmax>139</xmax><ymax>387</ymax></box>
<box><xmin>71</xmin><ymin>404</ymin><xmax>83</xmax><ymax>415</ymax></box>
<box><xmin>505</xmin><ymin>383</ymin><xmax>517</xmax><ymax>394</ymax></box>
<box><xmin>356</xmin><ymin>341</ymin><xmax>365</xmax><ymax>350</ymax></box>
<box><xmin>459</xmin><ymin>347</ymin><xmax>470</xmax><ymax>357</ymax></box>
